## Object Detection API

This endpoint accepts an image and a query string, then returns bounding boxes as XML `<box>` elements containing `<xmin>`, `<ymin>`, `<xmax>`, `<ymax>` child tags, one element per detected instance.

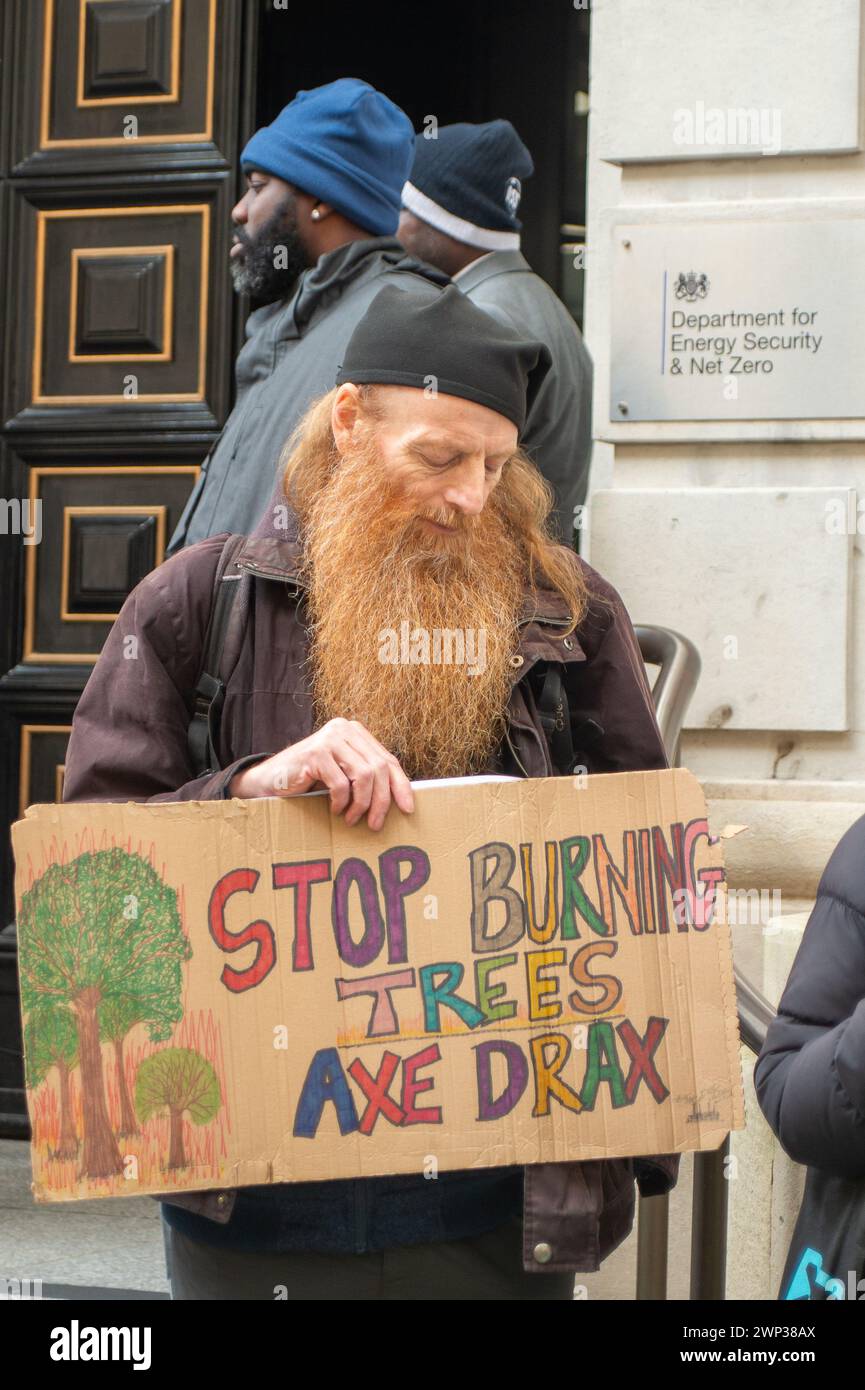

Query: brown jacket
<box><xmin>62</xmin><ymin>528</ymin><xmax>680</xmax><ymax>1273</ymax></box>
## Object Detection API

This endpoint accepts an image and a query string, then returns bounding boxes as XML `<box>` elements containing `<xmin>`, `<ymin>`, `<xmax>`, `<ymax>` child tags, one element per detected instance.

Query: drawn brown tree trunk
<box><xmin>54</xmin><ymin>1059</ymin><xmax>79</xmax><ymax>1160</ymax></box>
<box><xmin>167</xmin><ymin>1106</ymin><xmax>187</xmax><ymax>1169</ymax></box>
<box><xmin>113</xmin><ymin>1035</ymin><xmax>140</xmax><ymax>1137</ymax></box>
<box><xmin>73</xmin><ymin>987</ymin><xmax>124</xmax><ymax>1178</ymax></box>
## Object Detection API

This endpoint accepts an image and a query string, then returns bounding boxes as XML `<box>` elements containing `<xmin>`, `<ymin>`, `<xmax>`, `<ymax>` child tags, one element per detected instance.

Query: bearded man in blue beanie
<box><xmin>166</xmin><ymin>77</ymin><xmax>447</xmax><ymax>553</ymax></box>
<box><xmin>399</xmin><ymin>120</ymin><xmax>593</xmax><ymax>546</ymax></box>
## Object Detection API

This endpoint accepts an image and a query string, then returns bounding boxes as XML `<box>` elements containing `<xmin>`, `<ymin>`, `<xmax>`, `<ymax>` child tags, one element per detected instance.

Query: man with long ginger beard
<box><xmin>62</xmin><ymin>283</ymin><xmax>679</xmax><ymax>1300</ymax></box>
<box><xmin>294</xmin><ymin>381</ymin><xmax>531</xmax><ymax>783</ymax></box>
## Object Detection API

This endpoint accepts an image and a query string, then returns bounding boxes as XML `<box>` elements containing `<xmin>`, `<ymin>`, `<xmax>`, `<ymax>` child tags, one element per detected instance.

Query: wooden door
<box><xmin>0</xmin><ymin>0</ymin><xmax>254</xmax><ymax>1134</ymax></box>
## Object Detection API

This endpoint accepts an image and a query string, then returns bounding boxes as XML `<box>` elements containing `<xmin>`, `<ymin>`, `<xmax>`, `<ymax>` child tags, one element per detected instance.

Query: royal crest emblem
<box><xmin>674</xmin><ymin>271</ymin><xmax>709</xmax><ymax>302</ymax></box>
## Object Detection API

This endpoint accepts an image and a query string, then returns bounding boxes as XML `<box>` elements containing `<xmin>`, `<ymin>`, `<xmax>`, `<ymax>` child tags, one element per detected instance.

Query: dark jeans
<box><xmin>161</xmin><ymin>1210</ymin><xmax>575</xmax><ymax>1301</ymax></box>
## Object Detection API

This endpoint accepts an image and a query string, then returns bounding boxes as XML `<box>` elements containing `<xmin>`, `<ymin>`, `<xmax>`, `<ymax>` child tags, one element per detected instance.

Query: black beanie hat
<box><xmin>334</xmin><ymin>283</ymin><xmax>551</xmax><ymax>435</ymax></box>
<box><xmin>402</xmin><ymin>120</ymin><xmax>534</xmax><ymax>250</ymax></box>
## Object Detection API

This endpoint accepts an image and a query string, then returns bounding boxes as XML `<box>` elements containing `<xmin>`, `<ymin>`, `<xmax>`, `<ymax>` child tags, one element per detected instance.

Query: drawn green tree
<box><xmin>17</xmin><ymin>848</ymin><xmax>191</xmax><ymax>1180</ymax></box>
<box><xmin>135</xmin><ymin>1048</ymin><xmax>221</xmax><ymax>1170</ymax></box>
<box><xmin>24</xmin><ymin>1005</ymin><xmax>80</xmax><ymax>1160</ymax></box>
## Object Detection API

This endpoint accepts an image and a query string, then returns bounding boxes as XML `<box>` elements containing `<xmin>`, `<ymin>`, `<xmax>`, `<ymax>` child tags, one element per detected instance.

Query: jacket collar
<box><xmin>232</xmin><ymin>534</ymin><xmax>586</xmax><ymax>665</ymax></box>
<box><xmin>450</xmin><ymin>249</ymin><xmax>531</xmax><ymax>293</ymax></box>
<box><xmin>292</xmin><ymin>237</ymin><xmax>402</xmax><ymax>330</ymax></box>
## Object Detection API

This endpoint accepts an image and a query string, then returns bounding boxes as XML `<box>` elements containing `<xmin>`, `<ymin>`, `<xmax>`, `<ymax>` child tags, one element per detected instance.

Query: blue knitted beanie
<box><xmin>240</xmin><ymin>78</ymin><xmax>414</xmax><ymax>237</ymax></box>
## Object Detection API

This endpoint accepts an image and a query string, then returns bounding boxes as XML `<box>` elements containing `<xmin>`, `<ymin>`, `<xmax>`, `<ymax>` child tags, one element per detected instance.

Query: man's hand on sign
<box><xmin>227</xmin><ymin>718</ymin><xmax>415</xmax><ymax>831</ymax></box>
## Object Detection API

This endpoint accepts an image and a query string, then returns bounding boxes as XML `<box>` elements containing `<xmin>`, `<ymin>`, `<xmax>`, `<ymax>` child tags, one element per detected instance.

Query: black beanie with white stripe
<box><xmin>401</xmin><ymin>120</ymin><xmax>534</xmax><ymax>251</ymax></box>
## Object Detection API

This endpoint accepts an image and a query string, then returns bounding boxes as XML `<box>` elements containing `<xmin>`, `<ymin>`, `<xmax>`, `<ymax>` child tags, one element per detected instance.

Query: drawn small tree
<box><xmin>100</xmin><ymin>983</ymin><xmax>185</xmax><ymax>1139</ymax></box>
<box><xmin>17</xmin><ymin>848</ymin><xmax>191</xmax><ymax>1181</ymax></box>
<box><xmin>24</xmin><ymin>1005</ymin><xmax>79</xmax><ymax>1160</ymax></box>
<box><xmin>135</xmin><ymin>1048</ymin><xmax>221</xmax><ymax>1171</ymax></box>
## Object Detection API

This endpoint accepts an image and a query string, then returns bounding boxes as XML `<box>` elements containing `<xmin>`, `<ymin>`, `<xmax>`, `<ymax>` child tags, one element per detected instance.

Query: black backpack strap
<box><xmin>533</xmin><ymin>665</ymin><xmax>574</xmax><ymax>774</ymax></box>
<box><xmin>532</xmin><ymin>662</ymin><xmax>606</xmax><ymax>774</ymax></box>
<box><xmin>188</xmin><ymin>534</ymin><xmax>248</xmax><ymax>777</ymax></box>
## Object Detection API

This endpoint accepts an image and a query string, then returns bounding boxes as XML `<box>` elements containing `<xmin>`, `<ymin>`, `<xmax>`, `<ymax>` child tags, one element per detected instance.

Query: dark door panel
<box><xmin>0</xmin><ymin>0</ymin><xmax>253</xmax><ymax>1134</ymax></box>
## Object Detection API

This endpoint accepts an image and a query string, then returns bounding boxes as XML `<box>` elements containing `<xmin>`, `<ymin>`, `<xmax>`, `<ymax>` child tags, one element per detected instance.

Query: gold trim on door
<box><xmin>32</xmin><ymin>206</ymin><xmax>209</xmax><ymax>405</ymax></box>
<box><xmin>76</xmin><ymin>0</ymin><xmax>183</xmax><ymax>108</ymax></box>
<box><xmin>68</xmin><ymin>245</ymin><xmax>175</xmax><ymax>364</ymax></box>
<box><xmin>40</xmin><ymin>0</ymin><xmax>215</xmax><ymax>147</ymax></box>
<box><xmin>24</xmin><ymin>465</ymin><xmax>199</xmax><ymax>664</ymax></box>
<box><xmin>19</xmin><ymin>725</ymin><xmax>73</xmax><ymax>816</ymax></box>
<box><xmin>61</xmin><ymin>504</ymin><xmax>168</xmax><ymax>620</ymax></box>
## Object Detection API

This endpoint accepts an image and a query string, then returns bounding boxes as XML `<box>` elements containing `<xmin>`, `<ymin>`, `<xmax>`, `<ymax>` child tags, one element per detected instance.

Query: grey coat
<box><xmin>167</xmin><ymin>238</ymin><xmax>447</xmax><ymax>553</ymax></box>
<box><xmin>455</xmin><ymin>250</ymin><xmax>593</xmax><ymax>542</ymax></box>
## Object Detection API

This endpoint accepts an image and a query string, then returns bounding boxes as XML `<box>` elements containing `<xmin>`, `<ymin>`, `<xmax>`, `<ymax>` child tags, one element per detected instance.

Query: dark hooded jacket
<box><xmin>166</xmin><ymin>238</ymin><xmax>448</xmax><ymax>553</ymax></box>
<box><xmin>62</xmin><ymin>505</ymin><xmax>680</xmax><ymax>1273</ymax></box>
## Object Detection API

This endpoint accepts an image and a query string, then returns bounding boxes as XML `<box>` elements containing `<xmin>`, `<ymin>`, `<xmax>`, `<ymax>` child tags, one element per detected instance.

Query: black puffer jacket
<box><xmin>754</xmin><ymin>812</ymin><xmax>865</xmax><ymax>1178</ymax></box>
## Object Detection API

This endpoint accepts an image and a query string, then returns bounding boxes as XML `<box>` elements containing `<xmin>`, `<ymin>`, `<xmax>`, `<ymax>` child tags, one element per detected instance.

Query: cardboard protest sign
<box><xmin>12</xmin><ymin>769</ymin><xmax>744</xmax><ymax>1205</ymax></box>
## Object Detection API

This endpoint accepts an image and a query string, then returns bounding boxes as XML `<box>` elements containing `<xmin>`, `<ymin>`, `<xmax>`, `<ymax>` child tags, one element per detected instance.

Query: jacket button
<box><xmin>510</xmin><ymin>654</ymin><xmax>524</xmax><ymax>668</ymax></box>
<box><xmin>533</xmin><ymin>1241</ymin><xmax>553</xmax><ymax>1264</ymax></box>
<box><xmin>563</xmin><ymin>637</ymin><xmax>574</xmax><ymax>650</ymax></box>
<box><xmin>215</xmin><ymin>1192</ymin><xmax>229</xmax><ymax>1208</ymax></box>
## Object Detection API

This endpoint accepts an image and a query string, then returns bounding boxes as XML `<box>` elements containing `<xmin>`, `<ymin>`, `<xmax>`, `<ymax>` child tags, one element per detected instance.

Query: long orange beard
<box><xmin>296</xmin><ymin>435</ymin><xmax>528</xmax><ymax>779</ymax></box>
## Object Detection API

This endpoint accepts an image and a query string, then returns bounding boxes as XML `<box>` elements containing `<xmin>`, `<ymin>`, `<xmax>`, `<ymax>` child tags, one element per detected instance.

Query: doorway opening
<box><xmin>256</xmin><ymin>0</ymin><xmax>589</xmax><ymax>324</ymax></box>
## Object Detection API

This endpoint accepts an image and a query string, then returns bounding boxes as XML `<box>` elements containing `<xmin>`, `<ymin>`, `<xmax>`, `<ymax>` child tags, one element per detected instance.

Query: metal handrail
<box><xmin>633</xmin><ymin>625</ymin><xmax>778</xmax><ymax>1301</ymax></box>
<box><xmin>736</xmin><ymin>965</ymin><xmax>777</xmax><ymax>1058</ymax></box>
<box><xmin>634</xmin><ymin>624</ymin><xmax>701</xmax><ymax>767</ymax></box>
